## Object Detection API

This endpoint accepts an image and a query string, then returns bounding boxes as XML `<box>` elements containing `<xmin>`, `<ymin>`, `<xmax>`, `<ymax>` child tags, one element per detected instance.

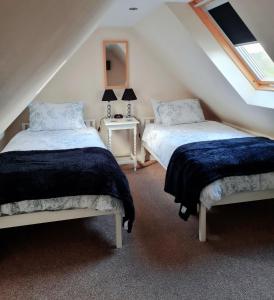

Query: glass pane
<box><xmin>236</xmin><ymin>42</ymin><xmax>274</xmax><ymax>82</ymax></box>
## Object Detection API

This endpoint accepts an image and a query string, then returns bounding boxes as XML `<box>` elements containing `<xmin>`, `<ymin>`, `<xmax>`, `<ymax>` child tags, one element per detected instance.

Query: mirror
<box><xmin>103</xmin><ymin>40</ymin><xmax>128</xmax><ymax>89</ymax></box>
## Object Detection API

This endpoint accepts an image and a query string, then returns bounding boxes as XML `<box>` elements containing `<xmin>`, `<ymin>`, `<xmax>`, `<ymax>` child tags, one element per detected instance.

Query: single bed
<box><xmin>0</xmin><ymin>119</ymin><xmax>132</xmax><ymax>248</ymax></box>
<box><xmin>142</xmin><ymin>118</ymin><xmax>274</xmax><ymax>242</ymax></box>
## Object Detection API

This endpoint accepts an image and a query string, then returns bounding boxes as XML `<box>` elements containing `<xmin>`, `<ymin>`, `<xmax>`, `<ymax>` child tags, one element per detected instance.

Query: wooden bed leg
<box><xmin>140</xmin><ymin>143</ymin><xmax>146</xmax><ymax>164</ymax></box>
<box><xmin>199</xmin><ymin>203</ymin><xmax>207</xmax><ymax>242</ymax></box>
<box><xmin>115</xmin><ymin>212</ymin><xmax>122</xmax><ymax>248</ymax></box>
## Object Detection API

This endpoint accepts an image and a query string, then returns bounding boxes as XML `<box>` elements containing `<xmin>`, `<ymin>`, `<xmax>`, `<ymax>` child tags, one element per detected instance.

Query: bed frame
<box><xmin>141</xmin><ymin>117</ymin><xmax>274</xmax><ymax>242</ymax></box>
<box><xmin>0</xmin><ymin>119</ymin><xmax>123</xmax><ymax>249</ymax></box>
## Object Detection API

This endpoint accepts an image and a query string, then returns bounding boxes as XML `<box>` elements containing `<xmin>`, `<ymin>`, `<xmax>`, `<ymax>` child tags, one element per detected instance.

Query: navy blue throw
<box><xmin>0</xmin><ymin>147</ymin><xmax>135</xmax><ymax>232</ymax></box>
<box><xmin>165</xmin><ymin>137</ymin><xmax>274</xmax><ymax>221</ymax></box>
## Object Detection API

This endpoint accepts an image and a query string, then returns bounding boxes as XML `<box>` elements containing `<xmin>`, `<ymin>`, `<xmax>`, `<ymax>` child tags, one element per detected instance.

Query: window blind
<box><xmin>208</xmin><ymin>2</ymin><xmax>256</xmax><ymax>45</ymax></box>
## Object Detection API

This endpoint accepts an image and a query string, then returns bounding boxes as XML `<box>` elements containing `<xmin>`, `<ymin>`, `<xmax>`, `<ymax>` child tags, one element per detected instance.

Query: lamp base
<box><xmin>126</xmin><ymin>102</ymin><xmax>132</xmax><ymax>118</ymax></box>
<box><xmin>107</xmin><ymin>103</ymin><xmax>111</xmax><ymax>119</ymax></box>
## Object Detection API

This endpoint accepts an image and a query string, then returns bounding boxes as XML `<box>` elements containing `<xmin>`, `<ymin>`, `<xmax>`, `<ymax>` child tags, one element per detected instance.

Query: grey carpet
<box><xmin>1</xmin><ymin>163</ymin><xmax>274</xmax><ymax>299</ymax></box>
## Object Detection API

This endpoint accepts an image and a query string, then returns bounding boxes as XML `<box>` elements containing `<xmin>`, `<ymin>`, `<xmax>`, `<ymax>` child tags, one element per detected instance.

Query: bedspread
<box><xmin>165</xmin><ymin>137</ymin><xmax>274</xmax><ymax>220</ymax></box>
<box><xmin>0</xmin><ymin>147</ymin><xmax>135</xmax><ymax>231</ymax></box>
<box><xmin>142</xmin><ymin>121</ymin><xmax>274</xmax><ymax>208</ymax></box>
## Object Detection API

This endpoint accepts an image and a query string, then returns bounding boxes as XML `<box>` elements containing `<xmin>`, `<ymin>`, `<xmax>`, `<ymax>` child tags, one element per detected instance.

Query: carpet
<box><xmin>1</xmin><ymin>163</ymin><xmax>274</xmax><ymax>299</ymax></box>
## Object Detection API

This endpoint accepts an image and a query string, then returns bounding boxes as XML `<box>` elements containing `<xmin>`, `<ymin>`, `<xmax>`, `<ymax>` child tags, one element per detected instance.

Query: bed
<box><xmin>142</xmin><ymin>112</ymin><xmax>274</xmax><ymax>242</ymax></box>
<box><xmin>0</xmin><ymin>103</ymin><xmax>134</xmax><ymax>248</ymax></box>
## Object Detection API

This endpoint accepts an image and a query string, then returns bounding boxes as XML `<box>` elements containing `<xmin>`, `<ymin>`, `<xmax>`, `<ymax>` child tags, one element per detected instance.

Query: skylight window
<box><xmin>190</xmin><ymin>0</ymin><xmax>274</xmax><ymax>91</ymax></box>
<box><xmin>236</xmin><ymin>43</ymin><xmax>274</xmax><ymax>82</ymax></box>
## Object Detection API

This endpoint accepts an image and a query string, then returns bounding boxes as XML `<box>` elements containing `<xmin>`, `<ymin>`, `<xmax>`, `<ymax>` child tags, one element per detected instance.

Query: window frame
<box><xmin>190</xmin><ymin>0</ymin><xmax>274</xmax><ymax>91</ymax></box>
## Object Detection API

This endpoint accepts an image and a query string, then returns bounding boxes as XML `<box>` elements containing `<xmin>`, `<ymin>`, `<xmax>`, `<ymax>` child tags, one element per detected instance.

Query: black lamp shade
<box><xmin>102</xmin><ymin>89</ymin><xmax>117</xmax><ymax>102</ymax></box>
<box><xmin>122</xmin><ymin>88</ymin><xmax>137</xmax><ymax>101</ymax></box>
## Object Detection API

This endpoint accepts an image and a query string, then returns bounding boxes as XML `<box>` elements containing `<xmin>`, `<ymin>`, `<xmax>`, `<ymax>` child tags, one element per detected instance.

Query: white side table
<box><xmin>103</xmin><ymin>117</ymin><xmax>139</xmax><ymax>171</ymax></box>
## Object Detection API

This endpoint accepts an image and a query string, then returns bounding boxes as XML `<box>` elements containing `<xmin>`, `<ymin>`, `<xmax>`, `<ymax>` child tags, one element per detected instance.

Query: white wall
<box><xmin>134</xmin><ymin>4</ymin><xmax>274</xmax><ymax>137</ymax></box>
<box><xmin>0</xmin><ymin>0</ymin><xmax>112</xmax><ymax>135</ymax></box>
<box><xmin>29</xmin><ymin>27</ymin><xmax>190</xmax><ymax>155</ymax></box>
<box><xmin>5</xmin><ymin>1</ymin><xmax>274</xmax><ymax>154</ymax></box>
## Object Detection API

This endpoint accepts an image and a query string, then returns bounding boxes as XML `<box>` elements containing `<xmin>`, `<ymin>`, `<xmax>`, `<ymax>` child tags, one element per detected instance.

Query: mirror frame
<box><xmin>103</xmin><ymin>40</ymin><xmax>129</xmax><ymax>89</ymax></box>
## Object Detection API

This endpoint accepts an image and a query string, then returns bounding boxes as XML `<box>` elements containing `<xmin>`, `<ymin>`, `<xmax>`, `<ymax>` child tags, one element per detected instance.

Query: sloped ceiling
<box><xmin>169</xmin><ymin>3</ymin><xmax>274</xmax><ymax>110</ymax></box>
<box><xmin>3</xmin><ymin>0</ymin><xmax>274</xmax><ymax>140</ymax></box>
<box><xmin>0</xmin><ymin>0</ymin><xmax>113</xmax><ymax>134</ymax></box>
<box><xmin>99</xmin><ymin>0</ymin><xmax>189</xmax><ymax>27</ymax></box>
<box><xmin>134</xmin><ymin>4</ymin><xmax>274</xmax><ymax>137</ymax></box>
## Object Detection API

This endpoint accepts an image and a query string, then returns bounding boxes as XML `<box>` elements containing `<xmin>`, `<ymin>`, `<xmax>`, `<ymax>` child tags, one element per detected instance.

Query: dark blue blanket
<box><xmin>0</xmin><ymin>147</ymin><xmax>135</xmax><ymax>232</ymax></box>
<box><xmin>164</xmin><ymin>137</ymin><xmax>274</xmax><ymax>220</ymax></box>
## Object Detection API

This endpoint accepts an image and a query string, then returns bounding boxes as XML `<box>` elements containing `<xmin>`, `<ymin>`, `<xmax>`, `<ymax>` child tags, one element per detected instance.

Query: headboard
<box><xmin>143</xmin><ymin>117</ymin><xmax>154</xmax><ymax>126</ymax></box>
<box><xmin>22</xmin><ymin>119</ymin><xmax>96</xmax><ymax>131</ymax></box>
<box><xmin>141</xmin><ymin>117</ymin><xmax>155</xmax><ymax>136</ymax></box>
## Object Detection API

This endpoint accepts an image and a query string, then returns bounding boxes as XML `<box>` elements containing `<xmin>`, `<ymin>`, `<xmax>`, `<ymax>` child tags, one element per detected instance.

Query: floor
<box><xmin>1</xmin><ymin>163</ymin><xmax>274</xmax><ymax>299</ymax></box>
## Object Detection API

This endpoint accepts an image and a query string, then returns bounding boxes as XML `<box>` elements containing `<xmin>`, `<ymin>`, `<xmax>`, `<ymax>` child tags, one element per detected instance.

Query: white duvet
<box><xmin>2</xmin><ymin>127</ymin><xmax>106</xmax><ymax>153</ymax></box>
<box><xmin>142</xmin><ymin>121</ymin><xmax>274</xmax><ymax>208</ymax></box>
<box><xmin>0</xmin><ymin>128</ymin><xmax>123</xmax><ymax>216</ymax></box>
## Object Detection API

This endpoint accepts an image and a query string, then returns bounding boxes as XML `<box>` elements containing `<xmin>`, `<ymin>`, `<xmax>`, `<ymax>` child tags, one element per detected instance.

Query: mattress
<box><xmin>142</xmin><ymin>121</ymin><xmax>274</xmax><ymax>208</ymax></box>
<box><xmin>0</xmin><ymin>128</ymin><xmax>123</xmax><ymax>216</ymax></box>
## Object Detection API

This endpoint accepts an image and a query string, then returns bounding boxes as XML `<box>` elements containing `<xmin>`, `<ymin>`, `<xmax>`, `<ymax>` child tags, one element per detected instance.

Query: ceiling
<box><xmin>100</xmin><ymin>0</ymin><xmax>189</xmax><ymax>27</ymax></box>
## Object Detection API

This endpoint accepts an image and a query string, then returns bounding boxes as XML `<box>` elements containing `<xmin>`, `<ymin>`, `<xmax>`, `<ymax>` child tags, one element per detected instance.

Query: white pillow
<box><xmin>153</xmin><ymin>99</ymin><xmax>205</xmax><ymax>126</ymax></box>
<box><xmin>29</xmin><ymin>102</ymin><xmax>86</xmax><ymax>131</ymax></box>
<box><xmin>151</xmin><ymin>99</ymin><xmax>163</xmax><ymax>124</ymax></box>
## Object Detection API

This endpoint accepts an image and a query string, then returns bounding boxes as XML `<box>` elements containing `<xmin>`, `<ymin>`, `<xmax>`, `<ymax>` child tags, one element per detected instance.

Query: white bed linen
<box><xmin>142</xmin><ymin>121</ymin><xmax>274</xmax><ymax>208</ymax></box>
<box><xmin>0</xmin><ymin>128</ymin><xmax>123</xmax><ymax>216</ymax></box>
<box><xmin>2</xmin><ymin>127</ymin><xmax>106</xmax><ymax>152</ymax></box>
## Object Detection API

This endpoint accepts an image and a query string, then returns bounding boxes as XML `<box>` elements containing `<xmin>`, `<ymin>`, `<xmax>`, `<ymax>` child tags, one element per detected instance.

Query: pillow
<box><xmin>154</xmin><ymin>99</ymin><xmax>205</xmax><ymax>126</ymax></box>
<box><xmin>150</xmin><ymin>99</ymin><xmax>163</xmax><ymax>124</ymax></box>
<box><xmin>29</xmin><ymin>102</ymin><xmax>86</xmax><ymax>131</ymax></box>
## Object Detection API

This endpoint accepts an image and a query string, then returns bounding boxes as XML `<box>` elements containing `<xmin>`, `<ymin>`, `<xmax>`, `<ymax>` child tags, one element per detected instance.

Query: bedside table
<box><xmin>103</xmin><ymin>117</ymin><xmax>139</xmax><ymax>171</ymax></box>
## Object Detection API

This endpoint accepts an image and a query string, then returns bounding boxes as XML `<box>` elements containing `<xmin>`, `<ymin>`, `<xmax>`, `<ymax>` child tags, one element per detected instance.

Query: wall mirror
<box><xmin>103</xmin><ymin>40</ymin><xmax>128</xmax><ymax>89</ymax></box>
